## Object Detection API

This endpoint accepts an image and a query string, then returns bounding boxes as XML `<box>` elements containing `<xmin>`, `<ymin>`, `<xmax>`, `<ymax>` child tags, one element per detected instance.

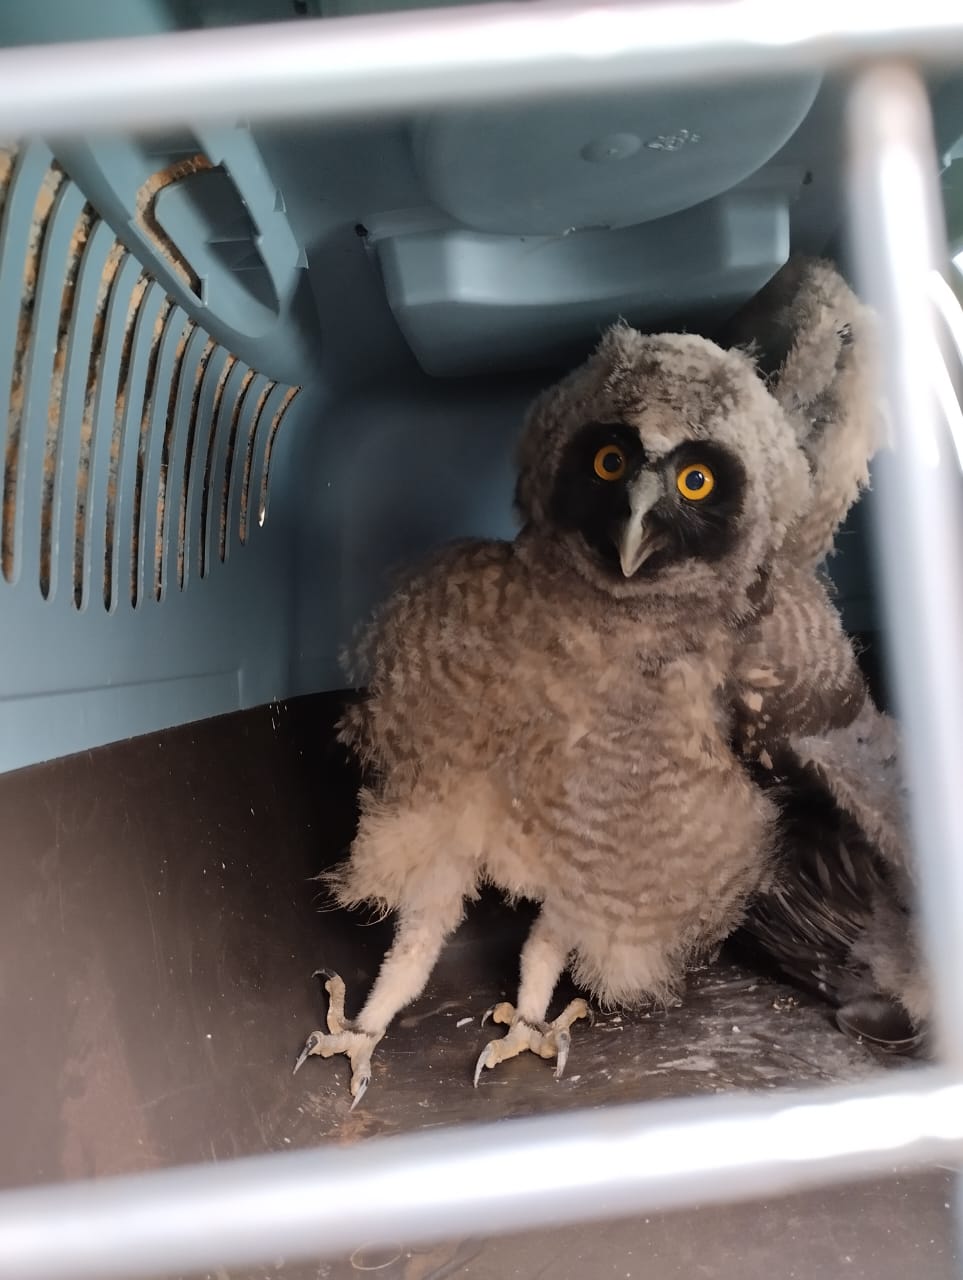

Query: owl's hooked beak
<box><xmin>618</xmin><ymin>471</ymin><xmax>663</xmax><ymax>578</ymax></box>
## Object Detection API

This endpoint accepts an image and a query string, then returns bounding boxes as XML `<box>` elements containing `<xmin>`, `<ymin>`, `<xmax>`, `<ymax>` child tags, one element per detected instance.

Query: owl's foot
<box><xmin>473</xmin><ymin>999</ymin><xmax>592</xmax><ymax>1086</ymax></box>
<box><xmin>293</xmin><ymin>970</ymin><xmax>382</xmax><ymax>1109</ymax></box>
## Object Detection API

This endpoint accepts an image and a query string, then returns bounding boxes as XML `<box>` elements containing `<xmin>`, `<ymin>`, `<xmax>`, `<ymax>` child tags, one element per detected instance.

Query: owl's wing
<box><xmin>730</xmin><ymin>564</ymin><xmax>867</xmax><ymax>764</ymax></box>
<box><xmin>729</xmin><ymin>554</ymin><xmax>926</xmax><ymax>1047</ymax></box>
<box><xmin>337</xmin><ymin>538</ymin><xmax>538</xmax><ymax>797</ymax></box>
<box><xmin>734</xmin><ymin>747</ymin><xmax>891</xmax><ymax>1002</ymax></box>
<box><xmin>736</xmin><ymin>702</ymin><xmax>927</xmax><ymax>1051</ymax></box>
<box><xmin>725</xmin><ymin>257</ymin><xmax>880</xmax><ymax>568</ymax></box>
<box><xmin>790</xmin><ymin>702</ymin><xmax>911</xmax><ymax>885</ymax></box>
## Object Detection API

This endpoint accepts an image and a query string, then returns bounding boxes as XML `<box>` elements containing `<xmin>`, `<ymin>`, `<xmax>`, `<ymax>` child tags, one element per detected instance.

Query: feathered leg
<box><xmin>294</xmin><ymin>904</ymin><xmax>458</xmax><ymax>1107</ymax></box>
<box><xmin>474</xmin><ymin>910</ymin><xmax>591</xmax><ymax>1086</ymax></box>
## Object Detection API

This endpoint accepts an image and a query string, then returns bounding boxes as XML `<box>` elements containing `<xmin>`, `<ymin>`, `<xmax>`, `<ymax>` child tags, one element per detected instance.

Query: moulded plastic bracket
<box><xmin>49</xmin><ymin>123</ymin><xmax>318</xmax><ymax>386</ymax></box>
<box><xmin>377</xmin><ymin>189</ymin><xmax>791</xmax><ymax>377</ymax></box>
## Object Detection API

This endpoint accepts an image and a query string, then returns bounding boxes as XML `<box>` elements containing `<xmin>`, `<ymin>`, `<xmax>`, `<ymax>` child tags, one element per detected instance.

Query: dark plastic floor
<box><xmin>0</xmin><ymin>695</ymin><xmax>955</xmax><ymax>1280</ymax></box>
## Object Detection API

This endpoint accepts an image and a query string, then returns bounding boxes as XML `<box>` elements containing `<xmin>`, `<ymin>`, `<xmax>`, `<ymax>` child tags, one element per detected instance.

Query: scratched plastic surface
<box><xmin>0</xmin><ymin>695</ymin><xmax>954</xmax><ymax>1280</ymax></box>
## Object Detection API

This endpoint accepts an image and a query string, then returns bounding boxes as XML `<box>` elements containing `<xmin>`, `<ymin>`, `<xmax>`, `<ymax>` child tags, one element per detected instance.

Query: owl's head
<box><xmin>516</xmin><ymin>324</ymin><xmax>811</xmax><ymax>612</ymax></box>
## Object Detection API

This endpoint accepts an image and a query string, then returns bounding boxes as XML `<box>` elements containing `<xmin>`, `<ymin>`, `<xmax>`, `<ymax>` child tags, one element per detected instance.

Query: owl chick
<box><xmin>723</xmin><ymin>258</ymin><xmax>928</xmax><ymax>1049</ymax></box>
<box><xmin>294</xmin><ymin>325</ymin><xmax>811</xmax><ymax>1105</ymax></box>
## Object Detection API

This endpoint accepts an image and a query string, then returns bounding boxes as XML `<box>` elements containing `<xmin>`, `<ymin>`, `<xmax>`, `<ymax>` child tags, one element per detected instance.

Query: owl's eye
<box><xmin>676</xmin><ymin>462</ymin><xmax>716</xmax><ymax>501</ymax></box>
<box><xmin>593</xmin><ymin>445</ymin><xmax>627</xmax><ymax>481</ymax></box>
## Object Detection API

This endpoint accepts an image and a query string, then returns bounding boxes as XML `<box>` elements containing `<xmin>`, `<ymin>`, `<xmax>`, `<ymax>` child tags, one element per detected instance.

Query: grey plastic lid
<box><xmin>412</xmin><ymin>79</ymin><xmax>822</xmax><ymax>237</ymax></box>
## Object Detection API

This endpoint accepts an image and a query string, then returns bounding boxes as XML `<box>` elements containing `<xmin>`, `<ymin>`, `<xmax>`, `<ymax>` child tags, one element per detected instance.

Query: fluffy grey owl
<box><xmin>723</xmin><ymin>259</ymin><xmax>928</xmax><ymax>1051</ymax></box>
<box><xmin>294</xmin><ymin>326</ymin><xmax>811</xmax><ymax>1104</ymax></box>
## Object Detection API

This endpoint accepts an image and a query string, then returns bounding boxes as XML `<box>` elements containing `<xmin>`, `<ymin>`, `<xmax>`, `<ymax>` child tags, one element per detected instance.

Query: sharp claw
<box><xmin>585</xmin><ymin>1006</ymin><xmax>596</xmax><ymax>1029</ymax></box>
<box><xmin>473</xmin><ymin>1044</ymin><xmax>495</xmax><ymax>1088</ymax></box>
<box><xmin>292</xmin><ymin>1031</ymin><xmax>321</xmax><ymax>1076</ymax></box>
<box><xmin>554</xmin><ymin>1029</ymin><xmax>571</xmax><ymax>1080</ymax></box>
<box><xmin>349</xmin><ymin>1074</ymin><xmax>370</xmax><ymax>1110</ymax></box>
<box><xmin>312</xmin><ymin>967</ymin><xmax>338</xmax><ymax>982</ymax></box>
<box><xmin>480</xmin><ymin>1005</ymin><xmax>496</xmax><ymax>1028</ymax></box>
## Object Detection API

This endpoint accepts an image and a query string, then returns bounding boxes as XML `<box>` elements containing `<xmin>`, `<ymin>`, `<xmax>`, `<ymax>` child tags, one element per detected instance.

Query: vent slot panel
<box><xmin>102</xmin><ymin>272</ymin><xmax>154</xmax><ymax>611</ymax></box>
<box><xmin>131</xmin><ymin>299</ymin><xmax>181</xmax><ymax>608</ymax></box>
<box><xmin>4</xmin><ymin>156</ymin><xmax>68</xmax><ymax>586</ymax></box>
<box><xmin>76</xmin><ymin>245</ymin><xmax>138</xmax><ymax>610</ymax></box>
<box><xmin>259</xmin><ymin>385</ymin><xmax>300</xmax><ymax>532</ymax></box>
<box><xmin>240</xmin><ymin>380</ymin><xmax>283</xmax><ymax>545</ymax></box>
<box><xmin>180</xmin><ymin>345</ymin><xmax>232</xmax><ymax>592</ymax></box>
<box><xmin>154</xmin><ymin>322</ymin><xmax>210</xmax><ymax>602</ymax></box>
<box><xmin>0</xmin><ymin>144</ymin><xmax>60</xmax><ymax>585</ymax></box>
<box><xmin>0</xmin><ymin>144</ymin><xmax>301</xmax><ymax>612</ymax></box>
<box><xmin>38</xmin><ymin>188</ymin><xmax>95</xmax><ymax>601</ymax></box>
<box><xmin>217</xmin><ymin>368</ymin><xmax>258</xmax><ymax>567</ymax></box>
<box><xmin>200</xmin><ymin>359</ymin><xmax>245</xmax><ymax>579</ymax></box>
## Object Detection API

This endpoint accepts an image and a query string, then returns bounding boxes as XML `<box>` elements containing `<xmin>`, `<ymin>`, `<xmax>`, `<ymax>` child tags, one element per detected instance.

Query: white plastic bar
<box><xmin>847</xmin><ymin>64</ymin><xmax>963</xmax><ymax>1069</ymax></box>
<box><xmin>0</xmin><ymin>1071</ymin><xmax>962</xmax><ymax>1280</ymax></box>
<box><xmin>0</xmin><ymin>2</ymin><xmax>961</xmax><ymax>136</ymax></box>
<box><xmin>0</xmin><ymin>15</ymin><xmax>960</xmax><ymax>1280</ymax></box>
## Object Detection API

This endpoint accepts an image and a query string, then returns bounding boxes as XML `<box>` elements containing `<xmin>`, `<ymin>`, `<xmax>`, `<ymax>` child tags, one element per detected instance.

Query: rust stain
<box><xmin>40</xmin><ymin>202</ymin><xmax>97</xmax><ymax>600</ymax></box>
<box><xmin>198</xmin><ymin>355</ymin><xmax>237</xmax><ymax>580</ymax></box>
<box><xmin>133</xmin><ymin>153</ymin><xmax>214</xmax><ymax>296</ymax></box>
<box><xmin>4</xmin><ymin>162</ymin><xmax>68</xmax><ymax>584</ymax></box>
<box><xmin>0</xmin><ymin>144</ymin><xmax>16</xmax><ymax>213</ymax></box>
<box><xmin>72</xmin><ymin>239</ymin><xmax>128</xmax><ymax>609</ymax></box>
<box><xmin>258</xmin><ymin>385</ymin><xmax>301</xmax><ymax>532</ymax></box>
<box><xmin>237</xmin><ymin>380</ymin><xmax>275</xmax><ymax>547</ymax></box>
<box><xmin>175</xmin><ymin>337</ymin><xmax>217</xmax><ymax>591</ymax></box>
<box><xmin>0</xmin><ymin>144</ymin><xmax>19</xmax><ymax>236</ymax></box>
<box><xmin>103</xmin><ymin>272</ymin><xmax>151</xmax><ymax>610</ymax></box>
<box><xmin>130</xmin><ymin>298</ymin><xmax>175</xmax><ymax>607</ymax></box>
<box><xmin>218</xmin><ymin>368</ymin><xmax>256</xmax><ymax>565</ymax></box>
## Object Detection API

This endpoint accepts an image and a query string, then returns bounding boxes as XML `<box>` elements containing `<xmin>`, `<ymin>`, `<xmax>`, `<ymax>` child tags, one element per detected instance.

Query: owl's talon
<box><xmin>473</xmin><ymin>999</ymin><xmax>591</xmax><ymax>1086</ymax></box>
<box><xmin>349</xmin><ymin>1070</ymin><xmax>371</xmax><ymax>1110</ymax></box>
<box><xmin>554</xmin><ymin>1029</ymin><xmax>572</xmax><ymax>1080</ymax></box>
<box><xmin>480</xmin><ymin>1001</ymin><xmax>514</xmax><ymax>1029</ymax></box>
<box><xmin>292</xmin><ymin>1031</ymin><xmax>322</xmax><ymax>1076</ymax></box>
<box><xmin>294</xmin><ymin>973</ymin><xmax>382</xmax><ymax>1104</ymax></box>
<box><xmin>473</xmin><ymin>1043</ymin><xmax>497</xmax><ymax>1087</ymax></box>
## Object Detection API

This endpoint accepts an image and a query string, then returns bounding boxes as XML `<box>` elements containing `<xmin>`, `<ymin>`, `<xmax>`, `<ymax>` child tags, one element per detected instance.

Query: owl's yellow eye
<box><xmin>676</xmin><ymin>462</ymin><xmax>715</xmax><ymax>501</ymax></box>
<box><xmin>593</xmin><ymin>445</ymin><xmax>626</xmax><ymax>481</ymax></box>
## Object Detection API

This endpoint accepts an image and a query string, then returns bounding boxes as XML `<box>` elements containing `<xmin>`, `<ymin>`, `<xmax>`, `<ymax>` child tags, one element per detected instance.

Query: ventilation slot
<box><xmin>131</xmin><ymin>298</ymin><xmax>176</xmax><ymax>608</ymax></box>
<box><xmin>238</xmin><ymin>380</ymin><xmax>279</xmax><ymax>545</ymax></box>
<box><xmin>73</xmin><ymin>240</ymin><xmax>127</xmax><ymax>608</ymax></box>
<box><xmin>218</xmin><ymin>368</ymin><xmax>257</xmax><ymax>566</ymax></box>
<box><xmin>0</xmin><ymin>146</ymin><xmax>14</xmax><ymax>214</ymax></box>
<box><xmin>153</xmin><ymin>321</ymin><xmax>206</xmax><ymax>603</ymax></box>
<box><xmin>0</xmin><ymin>143</ymin><xmax>302</xmax><ymax>611</ymax></box>
<box><xmin>199</xmin><ymin>355</ymin><xmax>238</xmax><ymax>581</ymax></box>
<box><xmin>176</xmin><ymin>340</ymin><xmax>219</xmax><ymax>592</ymax></box>
<box><xmin>40</xmin><ymin>199</ymin><xmax>96</xmax><ymax>600</ymax></box>
<box><xmin>3</xmin><ymin>155</ymin><xmax>68</xmax><ymax>584</ymax></box>
<box><xmin>103</xmin><ymin>272</ymin><xmax>151</xmax><ymax>610</ymax></box>
<box><xmin>259</xmin><ymin>386</ymin><xmax>300</xmax><ymax>532</ymax></box>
